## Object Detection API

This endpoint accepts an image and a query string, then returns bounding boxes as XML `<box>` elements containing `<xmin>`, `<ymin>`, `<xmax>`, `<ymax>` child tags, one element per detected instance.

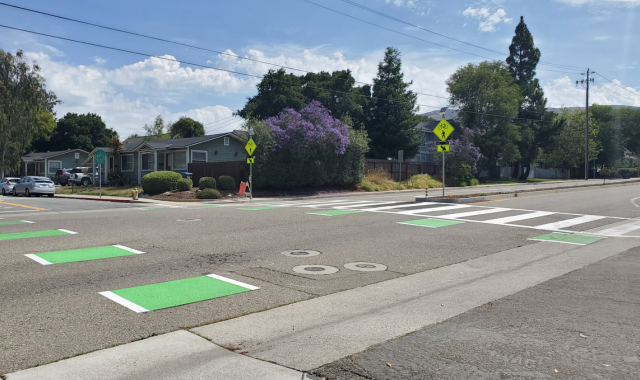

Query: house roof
<box><xmin>21</xmin><ymin>149</ymin><xmax>89</xmax><ymax>162</ymax></box>
<box><xmin>414</xmin><ymin>120</ymin><xmax>439</xmax><ymax>132</ymax></box>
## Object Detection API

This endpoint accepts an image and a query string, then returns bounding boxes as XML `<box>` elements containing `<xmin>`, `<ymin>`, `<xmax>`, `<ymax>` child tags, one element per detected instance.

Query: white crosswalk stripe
<box><xmin>483</xmin><ymin>211</ymin><xmax>556</xmax><ymax>225</ymax></box>
<box><xmin>534</xmin><ymin>215</ymin><xmax>606</xmax><ymax>230</ymax></box>
<box><xmin>435</xmin><ymin>208</ymin><xmax>510</xmax><ymax>219</ymax></box>
<box><xmin>397</xmin><ymin>204</ymin><xmax>471</xmax><ymax>215</ymax></box>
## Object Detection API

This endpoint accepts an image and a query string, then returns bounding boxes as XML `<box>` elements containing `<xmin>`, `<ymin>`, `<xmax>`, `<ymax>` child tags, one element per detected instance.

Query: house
<box><xmin>20</xmin><ymin>149</ymin><xmax>89</xmax><ymax>178</ymax></box>
<box><xmin>82</xmin><ymin>131</ymin><xmax>248</xmax><ymax>184</ymax></box>
<box><xmin>407</xmin><ymin>120</ymin><xmax>441</xmax><ymax>163</ymax></box>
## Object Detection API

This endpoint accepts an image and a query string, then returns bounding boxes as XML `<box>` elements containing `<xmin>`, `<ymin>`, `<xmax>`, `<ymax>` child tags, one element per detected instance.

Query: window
<box><xmin>74</xmin><ymin>152</ymin><xmax>80</xmax><ymax>159</ymax></box>
<box><xmin>48</xmin><ymin>160</ymin><xmax>62</xmax><ymax>174</ymax></box>
<box><xmin>173</xmin><ymin>151</ymin><xmax>187</xmax><ymax>169</ymax></box>
<box><xmin>121</xmin><ymin>155</ymin><xmax>133</xmax><ymax>172</ymax></box>
<box><xmin>141</xmin><ymin>153</ymin><xmax>155</xmax><ymax>171</ymax></box>
<box><xmin>224</xmin><ymin>137</ymin><xmax>230</xmax><ymax>146</ymax></box>
<box><xmin>191</xmin><ymin>150</ymin><xmax>207</xmax><ymax>163</ymax></box>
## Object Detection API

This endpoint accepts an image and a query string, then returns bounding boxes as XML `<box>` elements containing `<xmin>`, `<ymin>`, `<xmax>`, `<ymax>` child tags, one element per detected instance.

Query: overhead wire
<box><xmin>592</xmin><ymin>80</ymin><xmax>640</xmax><ymax>104</ymax></box>
<box><xmin>594</xmin><ymin>73</ymin><xmax>640</xmax><ymax>99</ymax></box>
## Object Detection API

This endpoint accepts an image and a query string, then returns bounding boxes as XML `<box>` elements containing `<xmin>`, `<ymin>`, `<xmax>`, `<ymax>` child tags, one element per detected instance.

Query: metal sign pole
<box><xmin>99</xmin><ymin>164</ymin><xmax>102</xmax><ymax>198</ymax></box>
<box><xmin>249</xmin><ymin>163</ymin><xmax>253</xmax><ymax>202</ymax></box>
<box><xmin>442</xmin><ymin>151</ymin><xmax>445</xmax><ymax>198</ymax></box>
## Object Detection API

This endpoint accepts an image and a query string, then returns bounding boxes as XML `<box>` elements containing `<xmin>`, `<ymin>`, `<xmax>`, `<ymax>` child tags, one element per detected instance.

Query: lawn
<box><xmin>55</xmin><ymin>186</ymin><xmax>136</xmax><ymax>197</ymax></box>
<box><xmin>478</xmin><ymin>178</ymin><xmax>566</xmax><ymax>185</ymax></box>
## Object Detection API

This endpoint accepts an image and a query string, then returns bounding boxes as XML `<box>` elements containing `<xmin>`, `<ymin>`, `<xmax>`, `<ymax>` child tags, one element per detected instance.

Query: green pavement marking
<box><xmin>528</xmin><ymin>232</ymin><xmax>604</xmax><ymax>245</ymax></box>
<box><xmin>0</xmin><ymin>229</ymin><xmax>76</xmax><ymax>241</ymax></box>
<box><xmin>101</xmin><ymin>274</ymin><xmax>259</xmax><ymax>312</ymax></box>
<box><xmin>308</xmin><ymin>210</ymin><xmax>362</xmax><ymax>216</ymax></box>
<box><xmin>397</xmin><ymin>218</ymin><xmax>464</xmax><ymax>228</ymax></box>
<box><xmin>25</xmin><ymin>245</ymin><xmax>143</xmax><ymax>265</ymax></box>
<box><xmin>0</xmin><ymin>220</ymin><xmax>33</xmax><ymax>226</ymax></box>
<box><xmin>240</xmin><ymin>206</ymin><xmax>281</xmax><ymax>210</ymax></box>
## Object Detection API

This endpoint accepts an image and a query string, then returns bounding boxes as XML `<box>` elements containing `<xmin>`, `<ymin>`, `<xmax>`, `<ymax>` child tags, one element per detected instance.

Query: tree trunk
<box><xmin>511</xmin><ymin>162</ymin><xmax>520</xmax><ymax>179</ymax></box>
<box><xmin>519</xmin><ymin>166</ymin><xmax>530</xmax><ymax>180</ymax></box>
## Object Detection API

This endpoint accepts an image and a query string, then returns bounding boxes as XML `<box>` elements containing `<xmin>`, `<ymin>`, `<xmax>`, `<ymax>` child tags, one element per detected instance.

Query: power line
<box><xmin>205</xmin><ymin>117</ymin><xmax>244</xmax><ymax>131</ymax></box>
<box><xmin>593</xmin><ymin>80</ymin><xmax>640</xmax><ymax>104</ymax></box>
<box><xmin>337</xmin><ymin>0</ymin><xmax>583</xmax><ymax>71</ymax></box>
<box><xmin>207</xmin><ymin>119</ymin><xmax>245</xmax><ymax>133</ymax></box>
<box><xmin>0</xmin><ymin>23</ymin><xmax>551</xmax><ymax>124</ymax></box>
<box><xmin>594</xmin><ymin>73</ymin><xmax>640</xmax><ymax>99</ymax></box>
<box><xmin>302</xmin><ymin>0</ymin><xmax>583</xmax><ymax>75</ymax></box>
<box><xmin>202</xmin><ymin>115</ymin><xmax>237</xmax><ymax>127</ymax></box>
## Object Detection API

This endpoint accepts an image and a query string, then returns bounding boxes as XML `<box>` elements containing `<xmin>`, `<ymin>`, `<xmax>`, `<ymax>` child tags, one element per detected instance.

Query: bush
<box><xmin>199</xmin><ymin>177</ymin><xmax>216</xmax><ymax>190</ymax></box>
<box><xmin>108</xmin><ymin>171</ymin><xmax>125</xmax><ymax>186</ymax></box>
<box><xmin>177</xmin><ymin>178</ymin><xmax>193</xmax><ymax>191</ymax></box>
<box><xmin>142</xmin><ymin>171</ymin><xmax>183</xmax><ymax>194</ymax></box>
<box><xmin>217</xmin><ymin>176</ymin><xmax>236</xmax><ymax>190</ymax></box>
<box><xmin>617</xmin><ymin>168</ymin><xmax>639</xmax><ymax>178</ymax></box>
<box><xmin>196</xmin><ymin>188</ymin><xmax>222</xmax><ymax>199</ymax></box>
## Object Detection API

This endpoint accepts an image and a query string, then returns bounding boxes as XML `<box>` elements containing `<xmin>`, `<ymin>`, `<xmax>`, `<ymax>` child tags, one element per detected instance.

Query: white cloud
<box><xmin>94</xmin><ymin>57</ymin><xmax>107</xmax><ymax>65</ymax></box>
<box><xmin>462</xmin><ymin>7</ymin><xmax>512</xmax><ymax>32</ymax></box>
<box><xmin>557</xmin><ymin>0</ymin><xmax>640</xmax><ymax>6</ymax></box>
<box><xmin>544</xmin><ymin>76</ymin><xmax>640</xmax><ymax>107</ymax></box>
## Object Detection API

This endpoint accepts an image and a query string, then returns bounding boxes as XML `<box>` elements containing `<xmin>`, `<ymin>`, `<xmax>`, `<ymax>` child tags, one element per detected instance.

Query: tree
<box><xmin>618</xmin><ymin>106</ymin><xmax>640</xmax><ymax>155</ymax></box>
<box><xmin>143</xmin><ymin>114</ymin><xmax>170</xmax><ymax>140</ymax></box>
<box><xmin>367</xmin><ymin>47</ymin><xmax>422</xmax><ymax>159</ymax></box>
<box><xmin>543</xmin><ymin>109</ymin><xmax>601</xmax><ymax>170</ymax></box>
<box><xmin>168</xmin><ymin>117</ymin><xmax>205</xmax><ymax>138</ymax></box>
<box><xmin>108</xmin><ymin>135</ymin><xmax>124</xmax><ymax>171</ymax></box>
<box><xmin>28</xmin><ymin>110</ymin><xmax>57</xmax><ymax>153</ymax></box>
<box><xmin>590</xmin><ymin>105</ymin><xmax>625</xmax><ymax>168</ymax></box>
<box><xmin>430</xmin><ymin>128</ymin><xmax>483</xmax><ymax>186</ymax></box>
<box><xmin>0</xmin><ymin>49</ymin><xmax>59</xmax><ymax>174</ymax></box>
<box><xmin>41</xmin><ymin>113</ymin><xmax>117</xmax><ymax>152</ymax></box>
<box><xmin>447</xmin><ymin>61</ymin><xmax>523</xmax><ymax>174</ymax></box>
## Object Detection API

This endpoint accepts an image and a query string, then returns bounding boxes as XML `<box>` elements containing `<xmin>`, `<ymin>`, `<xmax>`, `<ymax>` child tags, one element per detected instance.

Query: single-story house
<box><xmin>407</xmin><ymin>120</ymin><xmax>440</xmax><ymax>163</ymax></box>
<box><xmin>20</xmin><ymin>149</ymin><xmax>89</xmax><ymax>178</ymax></box>
<box><xmin>82</xmin><ymin>131</ymin><xmax>248</xmax><ymax>184</ymax></box>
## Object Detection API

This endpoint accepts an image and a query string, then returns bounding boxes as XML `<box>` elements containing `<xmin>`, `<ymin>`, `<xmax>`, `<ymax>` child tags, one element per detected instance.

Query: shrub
<box><xmin>177</xmin><ymin>178</ymin><xmax>193</xmax><ymax>191</ymax></box>
<box><xmin>142</xmin><ymin>171</ymin><xmax>182</xmax><ymax>194</ymax></box>
<box><xmin>108</xmin><ymin>171</ymin><xmax>125</xmax><ymax>186</ymax></box>
<box><xmin>617</xmin><ymin>168</ymin><xmax>639</xmax><ymax>178</ymax></box>
<box><xmin>196</xmin><ymin>188</ymin><xmax>222</xmax><ymax>199</ymax></box>
<box><xmin>198</xmin><ymin>176</ymin><xmax>216</xmax><ymax>190</ymax></box>
<box><xmin>217</xmin><ymin>175</ymin><xmax>236</xmax><ymax>190</ymax></box>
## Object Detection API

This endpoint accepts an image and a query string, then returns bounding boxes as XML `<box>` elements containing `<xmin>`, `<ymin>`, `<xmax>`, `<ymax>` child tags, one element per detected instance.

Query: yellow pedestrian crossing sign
<box><xmin>245</xmin><ymin>138</ymin><xmax>256</xmax><ymax>156</ymax></box>
<box><xmin>247</xmin><ymin>157</ymin><xmax>254</xmax><ymax>164</ymax></box>
<box><xmin>437</xmin><ymin>144</ymin><xmax>450</xmax><ymax>152</ymax></box>
<box><xmin>433</xmin><ymin>119</ymin><xmax>454</xmax><ymax>142</ymax></box>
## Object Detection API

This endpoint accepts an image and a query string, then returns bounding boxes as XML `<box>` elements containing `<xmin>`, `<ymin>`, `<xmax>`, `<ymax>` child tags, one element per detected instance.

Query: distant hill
<box><xmin>421</xmin><ymin>105</ymin><xmax>638</xmax><ymax>120</ymax></box>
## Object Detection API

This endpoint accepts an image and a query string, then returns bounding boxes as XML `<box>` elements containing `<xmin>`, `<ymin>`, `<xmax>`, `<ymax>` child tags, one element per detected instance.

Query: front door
<box><xmin>166</xmin><ymin>153</ymin><xmax>172</xmax><ymax>171</ymax></box>
<box><xmin>109</xmin><ymin>156</ymin><xmax>115</xmax><ymax>172</ymax></box>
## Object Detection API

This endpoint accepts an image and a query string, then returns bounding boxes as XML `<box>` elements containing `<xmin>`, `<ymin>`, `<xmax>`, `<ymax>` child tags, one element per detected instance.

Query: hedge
<box><xmin>142</xmin><ymin>171</ymin><xmax>182</xmax><ymax>194</ymax></box>
<box><xmin>196</xmin><ymin>188</ymin><xmax>222</xmax><ymax>199</ymax></box>
<box><xmin>199</xmin><ymin>177</ymin><xmax>216</xmax><ymax>190</ymax></box>
<box><xmin>617</xmin><ymin>168</ymin><xmax>639</xmax><ymax>177</ymax></box>
<box><xmin>217</xmin><ymin>175</ymin><xmax>236</xmax><ymax>190</ymax></box>
<box><xmin>177</xmin><ymin>178</ymin><xmax>193</xmax><ymax>191</ymax></box>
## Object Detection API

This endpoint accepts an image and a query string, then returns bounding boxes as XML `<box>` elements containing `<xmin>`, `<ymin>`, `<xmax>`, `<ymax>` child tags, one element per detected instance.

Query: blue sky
<box><xmin>1</xmin><ymin>0</ymin><xmax>638</xmax><ymax>138</ymax></box>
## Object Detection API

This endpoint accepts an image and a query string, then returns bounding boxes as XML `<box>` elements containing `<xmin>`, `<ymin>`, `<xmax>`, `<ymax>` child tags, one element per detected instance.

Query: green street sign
<box><xmin>95</xmin><ymin>149</ymin><xmax>106</xmax><ymax>165</ymax></box>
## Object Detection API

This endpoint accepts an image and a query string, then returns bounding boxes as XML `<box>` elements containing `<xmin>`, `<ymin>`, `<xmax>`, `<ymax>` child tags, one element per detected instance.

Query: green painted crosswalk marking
<box><xmin>25</xmin><ymin>245</ymin><xmax>143</xmax><ymax>265</ymax></box>
<box><xmin>398</xmin><ymin>218</ymin><xmax>464</xmax><ymax>228</ymax></box>
<box><xmin>240</xmin><ymin>206</ymin><xmax>281</xmax><ymax>210</ymax></box>
<box><xmin>0</xmin><ymin>220</ymin><xmax>33</xmax><ymax>226</ymax></box>
<box><xmin>308</xmin><ymin>210</ymin><xmax>362</xmax><ymax>216</ymax></box>
<box><xmin>0</xmin><ymin>229</ymin><xmax>76</xmax><ymax>241</ymax></box>
<box><xmin>100</xmin><ymin>274</ymin><xmax>259</xmax><ymax>312</ymax></box>
<box><xmin>528</xmin><ymin>232</ymin><xmax>604</xmax><ymax>245</ymax></box>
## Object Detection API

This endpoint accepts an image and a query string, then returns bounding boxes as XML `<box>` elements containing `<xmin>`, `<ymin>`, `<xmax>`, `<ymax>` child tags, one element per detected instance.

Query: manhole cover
<box><xmin>281</xmin><ymin>250</ymin><xmax>321</xmax><ymax>257</ymax></box>
<box><xmin>344</xmin><ymin>262</ymin><xmax>387</xmax><ymax>272</ymax></box>
<box><xmin>176</xmin><ymin>218</ymin><xmax>202</xmax><ymax>222</ymax></box>
<box><xmin>293</xmin><ymin>265</ymin><xmax>338</xmax><ymax>275</ymax></box>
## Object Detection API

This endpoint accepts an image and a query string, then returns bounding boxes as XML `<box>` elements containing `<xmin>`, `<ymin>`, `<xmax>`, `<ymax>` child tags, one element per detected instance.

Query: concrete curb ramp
<box><xmin>5</xmin><ymin>330</ymin><xmax>305</xmax><ymax>380</ymax></box>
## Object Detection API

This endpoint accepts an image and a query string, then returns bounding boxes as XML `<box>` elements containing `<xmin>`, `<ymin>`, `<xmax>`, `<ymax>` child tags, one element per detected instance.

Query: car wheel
<box><xmin>48</xmin><ymin>194</ymin><xmax>54</xmax><ymax>198</ymax></box>
<box><xmin>34</xmin><ymin>194</ymin><xmax>41</xmax><ymax>197</ymax></box>
<box><xmin>25</xmin><ymin>189</ymin><xmax>31</xmax><ymax>197</ymax></box>
<box><xmin>1</xmin><ymin>188</ymin><xmax>5</xmax><ymax>196</ymax></box>
<box><xmin>13</xmin><ymin>188</ymin><xmax>17</xmax><ymax>196</ymax></box>
<box><xmin>82</xmin><ymin>178</ymin><xmax>90</xmax><ymax>186</ymax></box>
<box><xmin>61</xmin><ymin>182</ymin><xmax>67</xmax><ymax>186</ymax></box>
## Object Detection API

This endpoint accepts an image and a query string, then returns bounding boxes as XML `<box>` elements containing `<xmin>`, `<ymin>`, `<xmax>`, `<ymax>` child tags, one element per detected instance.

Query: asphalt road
<box><xmin>1</xmin><ymin>182</ymin><xmax>639</xmax><ymax>377</ymax></box>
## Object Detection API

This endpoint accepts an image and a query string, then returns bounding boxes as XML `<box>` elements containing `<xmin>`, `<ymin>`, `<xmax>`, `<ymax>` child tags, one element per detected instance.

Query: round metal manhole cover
<box><xmin>176</xmin><ymin>218</ymin><xmax>202</xmax><ymax>222</ymax></box>
<box><xmin>281</xmin><ymin>250</ymin><xmax>321</xmax><ymax>257</ymax></box>
<box><xmin>293</xmin><ymin>265</ymin><xmax>338</xmax><ymax>275</ymax></box>
<box><xmin>344</xmin><ymin>262</ymin><xmax>387</xmax><ymax>272</ymax></box>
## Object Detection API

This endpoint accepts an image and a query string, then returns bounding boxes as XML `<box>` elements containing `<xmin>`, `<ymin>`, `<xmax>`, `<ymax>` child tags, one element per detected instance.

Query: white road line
<box><xmin>484</xmin><ymin>211</ymin><xmax>555</xmax><ymax>225</ymax></box>
<box><xmin>305</xmin><ymin>201</ymin><xmax>373</xmax><ymax>208</ymax></box>
<box><xmin>333</xmin><ymin>202</ymin><xmax>398</xmax><ymax>209</ymax></box>
<box><xmin>526</xmin><ymin>237</ymin><xmax>587</xmax><ymax>246</ymax></box>
<box><xmin>20</xmin><ymin>220</ymin><xmax>35</xmax><ymax>224</ymax></box>
<box><xmin>366</xmin><ymin>202</ymin><xmax>439</xmax><ymax>211</ymax></box>
<box><xmin>24</xmin><ymin>254</ymin><xmax>52</xmax><ymax>265</ymax></box>
<box><xmin>435</xmin><ymin>208</ymin><xmax>510</xmax><ymax>219</ymax></box>
<box><xmin>397</xmin><ymin>204</ymin><xmax>471</xmax><ymax>215</ymax></box>
<box><xmin>595</xmin><ymin>219</ymin><xmax>640</xmax><ymax>237</ymax></box>
<box><xmin>113</xmin><ymin>245</ymin><xmax>145</xmax><ymax>254</ymax></box>
<box><xmin>631</xmin><ymin>197</ymin><xmax>640</xmax><ymax>208</ymax></box>
<box><xmin>206</xmin><ymin>274</ymin><xmax>260</xmax><ymax>290</ymax></box>
<box><xmin>534</xmin><ymin>215</ymin><xmax>607</xmax><ymax>230</ymax></box>
<box><xmin>57</xmin><ymin>229</ymin><xmax>78</xmax><ymax>235</ymax></box>
<box><xmin>99</xmin><ymin>291</ymin><xmax>149</xmax><ymax>313</ymax></box>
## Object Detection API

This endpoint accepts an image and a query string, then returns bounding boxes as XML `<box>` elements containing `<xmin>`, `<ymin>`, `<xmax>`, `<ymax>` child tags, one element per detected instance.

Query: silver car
<box><xmin>12</xmin><ymin>176</ymin><xmax>56</xmax><ymax>197</ymax></box>
<box><xmin>1</xmin><ymin>177</ymin><xmax>20</xmax><ymax>196</ymax></box>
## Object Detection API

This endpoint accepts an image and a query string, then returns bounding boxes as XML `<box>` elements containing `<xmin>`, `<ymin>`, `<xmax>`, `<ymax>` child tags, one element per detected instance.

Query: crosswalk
<box><xmin>244</xmin><ymin>199</ymin><xmax>640</xmax><ymax>238</ymax></box>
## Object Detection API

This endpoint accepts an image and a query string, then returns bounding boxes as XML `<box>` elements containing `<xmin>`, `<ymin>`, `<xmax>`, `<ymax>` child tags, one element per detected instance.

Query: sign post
<box><xmin>398</xmin><ymin>150</ymin><xmax>403</xmax><ymax>191</ymax></box>
<box><xmin>95</xmin><ymin>149</ymin><xmax>105</xmax><ymax>198</ymax></box>
<box><xmin>245</xmin><ymin>137</ymin><xmax>257</xmax><ymax>202</ymax></box>
<box><xmin>433</xmin><ymin>119</ymin><xmax>454</xmax><ymax>198</ymax></box>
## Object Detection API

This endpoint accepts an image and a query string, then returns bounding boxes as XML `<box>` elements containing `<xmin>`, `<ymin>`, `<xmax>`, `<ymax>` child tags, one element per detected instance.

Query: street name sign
<box><xmin>437</xmin><ymin>144</ymin><xmax>450</xmax><ymax>152</ymax></box>
<box><xmin>247</xmin><ymin>157</ymin><xmax>255</xmax><ymax>164</ymax></box>
<box><xmin>245</xmin><ymin>139</ymin><xmax>256</xmax><ymax>156</ymax></box>
<box><xmin>95</xmin><ymin>149</ymin><xmax>106</xmax><ymax>164</ymax></box>
<box><xmin>433</xmin><ymin>119</ymin><xmax>454</xmax><ymax>142</ymax></box>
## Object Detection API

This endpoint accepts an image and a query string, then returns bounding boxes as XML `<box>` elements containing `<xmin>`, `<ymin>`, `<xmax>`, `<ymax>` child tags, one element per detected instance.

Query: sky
<box><xmin>0</xmin><ymin>0</ymin><xmax>639</xmax><ymax>138</ymax></box>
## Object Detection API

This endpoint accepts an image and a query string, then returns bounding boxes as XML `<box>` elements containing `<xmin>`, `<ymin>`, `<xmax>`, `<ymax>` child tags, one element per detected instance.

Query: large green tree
<box><xmin>367</xmin><ymin>47</ymin><xmax>422</xmax><ymax>159</ymax></box>
<box><xmin>143</xmin><ymin>114</ymin><xmax>170</xmax><ymax>140</ymax></box>
<box><xmin>37</xmin><ymin>113</ymin><xmax>117</xmax><ymax>152</ymax></box>
<box><xmin>169</xmin><ymin>117</ymin><xmax>205</xmax><ymax>138</ymax></box>
<box><xmin>590</xmin><ymin>105</ymin><xmax>625</xmax><ymax>168</ymax></box>
<box><xmin>506</xmin><ymin>16</ymin><xmax>554</xmax><ymax>179</ymax></box>
<box><xmin>543</xmin><ymin>108</ymin><xmax>601</xmax><ymax>169</ymax></box>
<box><xmin>447</xmin><ymin>61</ymin><xmax>523</xmax><ymax>173</ymax></box>
<box><xmin>0</xmin><ymin>49</ymin><xmax>59</xmax><ymax>174</ymax></box>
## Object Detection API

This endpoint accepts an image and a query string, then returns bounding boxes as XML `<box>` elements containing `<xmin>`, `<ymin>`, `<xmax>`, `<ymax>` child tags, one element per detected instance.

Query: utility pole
<box><xmin>576</xmin><ymin>69</ymin><xmax>595</xmax><ymax>180</ymax></box>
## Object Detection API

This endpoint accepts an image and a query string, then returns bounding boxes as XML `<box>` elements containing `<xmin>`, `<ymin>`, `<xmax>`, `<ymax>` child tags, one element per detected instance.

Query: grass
<box><xmin>478</xmin><ymin>178</ymin><xmax>565</xmax><ymax>185</ymax></box>
<box><xmin>55</xmin><ymin>185</ymin><xmax>136</xmax><ymax>197</ymax></box>
<box><xmin>357</xmin><ymin>168</ymin><xmax>442</xmax><ymax>192</ymax></box>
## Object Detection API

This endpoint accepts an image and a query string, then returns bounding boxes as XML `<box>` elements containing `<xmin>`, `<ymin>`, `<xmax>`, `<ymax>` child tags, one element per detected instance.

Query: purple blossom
<box><xmin>449</xmin><ymin>128</ymin><xmax>482</xmax><ymax>165</ymax></box>
<box><xmin>265</xmin><ymin>101</ymin><xmax>350</xmax><ymax>155</ymax></box>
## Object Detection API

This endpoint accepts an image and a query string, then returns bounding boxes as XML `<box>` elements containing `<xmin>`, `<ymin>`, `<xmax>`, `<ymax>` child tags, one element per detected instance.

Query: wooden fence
<box><xmin>188</xmin><ymin>161</ymin><xmax>244</xmax><ymax>187</ymax></box>
<box><xmin>365</xmin><ymin>158</ymin><xmax>440</xmax><ymax>181</ymax></box>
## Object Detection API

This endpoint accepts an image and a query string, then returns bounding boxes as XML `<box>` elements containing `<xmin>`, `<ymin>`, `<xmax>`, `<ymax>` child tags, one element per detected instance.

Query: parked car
<box><xmin>68</xmin><ymin>167</ymin><xmax>94</xmax><ymax>186</ymax></box>
<box><xmin>12</xmin><ymin>176</ymin><xmax>55</xmax><ymax>197</ymax></box>
<box><xmin>54</xmin><ymin>169</ymin><xmax>73</xmax><ymax>186</ymax></box>
<box><xmin>1</xmin><ymin>177</ymin><xmax>20</xmax><ymax>196</ymax></box>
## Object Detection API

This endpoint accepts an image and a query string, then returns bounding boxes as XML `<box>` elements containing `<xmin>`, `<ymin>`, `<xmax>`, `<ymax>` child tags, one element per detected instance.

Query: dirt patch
<box><xmin>147</xmin><ymin>188</ymin><xmax>238</xmax><ymax>200</ymax></box>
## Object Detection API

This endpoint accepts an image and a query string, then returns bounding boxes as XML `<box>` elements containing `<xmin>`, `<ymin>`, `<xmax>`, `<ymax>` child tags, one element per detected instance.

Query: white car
<box><xmin>12</xmin><ymin>176</ymin><xmax>55</xmax><ymax>197</ymax></box>
<box><xmin>0</xmin><ymin>177</ymin><xmax>20</xmax><ymax>196</ymax></box>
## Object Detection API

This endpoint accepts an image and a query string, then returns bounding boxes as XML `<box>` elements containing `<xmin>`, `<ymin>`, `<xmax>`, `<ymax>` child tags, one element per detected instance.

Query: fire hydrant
<box><xmin>132</xmin><ymin>188</ymin><xmax>139</xmax><ymax>200</ymax></box>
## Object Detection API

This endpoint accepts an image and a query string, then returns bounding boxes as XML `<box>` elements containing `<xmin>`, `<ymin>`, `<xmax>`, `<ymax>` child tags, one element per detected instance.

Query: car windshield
<box><xmin>8</xmin><ymin>179</ymin><xmax>19</xmax><ymax>183</ymax></box>
<box><xmin>33</xmin><ymin>177</ymin><xmax>52</xmax><ymax>182</ymax></box>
